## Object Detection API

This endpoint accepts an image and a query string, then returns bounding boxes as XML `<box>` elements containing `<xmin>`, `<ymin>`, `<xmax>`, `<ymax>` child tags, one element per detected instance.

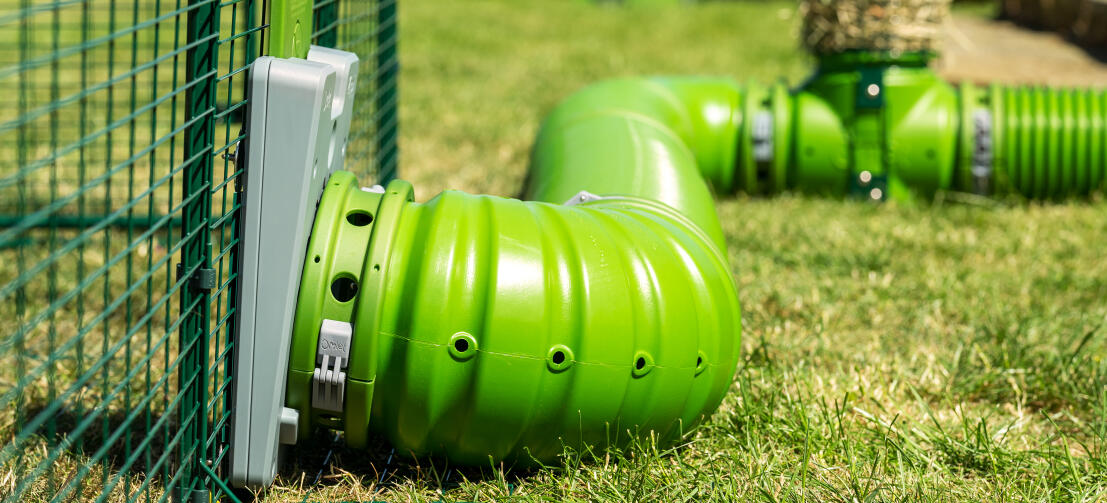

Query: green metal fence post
<box><xmin>182</xmin><ymin>0</ymin><xmax>220</xmax><ymax>499</ymax></box>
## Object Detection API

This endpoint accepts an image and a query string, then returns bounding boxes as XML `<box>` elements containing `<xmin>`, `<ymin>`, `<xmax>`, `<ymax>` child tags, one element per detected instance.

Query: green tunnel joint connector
<box><xmin>338</xmin><ymin>178</ymin><xmax>414</xmax><ymax>447</ymax></box>
<box><xmin>845</xmin><ymin>66</ymin><xmax>890</xmax><ymax>202</ymax></box>
<box><xmin>286</xmin><ymin>173</ymin><xmax>413</xmax><ymax>448</ymax></box>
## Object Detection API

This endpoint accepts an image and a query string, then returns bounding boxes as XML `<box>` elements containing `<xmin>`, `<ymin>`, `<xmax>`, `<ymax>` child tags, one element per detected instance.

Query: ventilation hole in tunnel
<box><xmin>331</xmin><ymin>276</ymin><xmax>359</xmax><ymax>302</ymax></box>
<box><xmin>313</xmin><ymin>255</ymin><xmax>320</xmax><ymax>263</ymax></box>
<box><xmin>696</xmin><ymin>356</ymin><xmax>703</xmax><ymax>367</ymax></box>
<box><xmin>449</xmin><ymin>332</ymin><xmax>478</xmax><ymax>360</ymax></box>
<box><xmin>346</xmin><ymin>210</ymin><xmax>373</xmax><ymax>226</ymax></box>
<box><xmin>631</xmin><ymin>351</ymin><xmax>653</xmax><ymax>376</ymax></box>
<box><xmin>547</xmin><ymin>345</ymin><xmax>574</xmax><ymax>371</ymax></box>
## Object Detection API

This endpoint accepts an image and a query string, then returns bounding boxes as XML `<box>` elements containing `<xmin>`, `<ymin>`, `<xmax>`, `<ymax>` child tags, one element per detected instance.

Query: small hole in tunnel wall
<box><xmin>331</xmin><ymin>276</ymin><xmax>359</xmax><ymax>302</ymax></box>
<box><xmin>546</xmin><ymin>345</ymin><xmax>574</xmax><ymax>371</ymax></box>
<box><xmin>636</xmin><ymin>357</ymin><xmax>646</xmax><ymax>370</ymax></box>
<box><xmin>448</xmin><ymin>332</ymin><xmax>478</xmax><ymax>360</ymax></box>
<box><xmin>346</xmin><ymin>211</ymin><xmax>373</xmax><ymax>226</ymax></box>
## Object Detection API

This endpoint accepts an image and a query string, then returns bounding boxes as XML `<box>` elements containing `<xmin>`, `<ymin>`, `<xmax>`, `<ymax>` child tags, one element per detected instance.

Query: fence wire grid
<box><xmin>0</xmin><ymin>0</ymin><xmax>397</xmax><ymax>500</ymax></box>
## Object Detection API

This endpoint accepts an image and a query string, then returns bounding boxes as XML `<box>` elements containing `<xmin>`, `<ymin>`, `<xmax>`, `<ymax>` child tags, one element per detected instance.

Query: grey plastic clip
<box><xmin>563</xmin><ymin>190</ymin><xmax>604</xmax><ymax>206</ymax></box>
<box><xmin>752</xmin><ymin>110</ymin><xmax>774</xmax><ymax>163</ymax></box>
<box><xmin>971</xmin><ymin>109</ymin><xmax>993</xmax><ymax>195</ymax></box>
<box><xmin>312</xmin><ymin>319</ymin><xmax>352</xmax><ymax>412</ymax></box>
<box><xmin>278</xmin><ymin>407</ymin><xmax>299</xmax><ymax>445</ymax></box>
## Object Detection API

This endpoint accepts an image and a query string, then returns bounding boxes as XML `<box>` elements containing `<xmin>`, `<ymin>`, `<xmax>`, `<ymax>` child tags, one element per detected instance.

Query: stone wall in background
<box><xmin>1000</xmin><ymin>0</ymin><xmax>1107</xmax><ymax>48</ymax></box>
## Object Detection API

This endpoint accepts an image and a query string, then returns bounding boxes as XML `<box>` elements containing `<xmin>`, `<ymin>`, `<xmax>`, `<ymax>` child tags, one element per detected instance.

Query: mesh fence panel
<box><xmin>0</xmin><ymin>0</ymin><xmax>397</xmax><ymax>500</ymax></box>
<box><xmin>314</xmin><ymin>0</ymin><xmax>398</xmax><ymax>182</ymax></box>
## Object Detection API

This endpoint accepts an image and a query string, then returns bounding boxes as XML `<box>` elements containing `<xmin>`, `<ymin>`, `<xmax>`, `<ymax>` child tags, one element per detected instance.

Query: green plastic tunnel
<box><xmin>283</xmin><ymin>50</ymin><xmax>1106</xmax><ymax>464</ymax></box>
<box><xmin>535</xmin><ymin>51</ymin><xmax>1107</xmax><ymax>204</ymax></box>
<box><xmin>283</xmin><ymin>106</ymin><xmax>744</xmax><ymax>462</ymax></box>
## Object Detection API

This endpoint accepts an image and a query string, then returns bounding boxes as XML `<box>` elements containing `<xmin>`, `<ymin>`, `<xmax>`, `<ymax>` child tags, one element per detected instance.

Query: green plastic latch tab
<box><xmin>270</xmin><ymin>0</ymin><xmax>313</xmax><ymax>59</ymax></box>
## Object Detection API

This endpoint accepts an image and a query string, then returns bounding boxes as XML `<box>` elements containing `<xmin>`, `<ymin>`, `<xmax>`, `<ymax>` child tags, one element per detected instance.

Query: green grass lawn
<box><xmin>258</xmin><ymin>0</ymin><xmax>1107</xmax><ymax>501</ymax></box>
<box><xmin>2</xmin><ymin>0</ymin><xmax>1103</xmax><ymax>500</ymax></box>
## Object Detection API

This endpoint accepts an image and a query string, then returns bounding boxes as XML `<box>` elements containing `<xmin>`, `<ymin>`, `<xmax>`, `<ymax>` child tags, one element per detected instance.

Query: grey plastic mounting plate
<box><xmin>229</xmin><ymin>46</ymin><xmax>359</xmax><ymax>489</ymax></box>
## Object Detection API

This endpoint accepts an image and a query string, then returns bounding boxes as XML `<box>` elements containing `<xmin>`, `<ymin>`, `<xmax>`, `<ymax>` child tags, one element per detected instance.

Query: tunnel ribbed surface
<box><xmin>287</xmin><ymin>77</ymin><xmax>745</xmax><ymax>465</ymax></box>
<box><xmin>366</xmin><ymin>188</ymin><xmax>741</xmax><ymax>463</ymax></box>
<box><xmin>994</xmin><ymin>85</ymin><xmax>1107</xmax><ymax>198</ymax></box>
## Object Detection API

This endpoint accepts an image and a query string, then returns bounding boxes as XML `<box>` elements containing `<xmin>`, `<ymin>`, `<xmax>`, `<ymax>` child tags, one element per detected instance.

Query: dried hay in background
<box><xmin>801</xmin><ymin>0</ymin><xmax>951</xmax><ymax>54</ymax></box>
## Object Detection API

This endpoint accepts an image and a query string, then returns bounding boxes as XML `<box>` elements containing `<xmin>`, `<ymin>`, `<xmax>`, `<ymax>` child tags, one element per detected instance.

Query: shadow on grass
<box><xmin>266</xmin><ymin>425</ymin><xmax>701</xmax><ymax>501</ymax></box>
<box><xmin>268</xmin><ymin>431</ymin><xmax>540</xmax><ymax>500</ymax></box>
<box><xmin>8</xmin><ymin>402</ymin><xmax>177</xmax><ymax>500</ymax></box>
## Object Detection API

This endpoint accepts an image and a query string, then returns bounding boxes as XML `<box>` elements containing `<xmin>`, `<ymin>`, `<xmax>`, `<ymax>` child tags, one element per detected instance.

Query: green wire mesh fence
<box><xmin>314</xmin><ymin>0</ymin><xmax>399</xmax><ymax>180</ymax></box>
<box><xmin>0</xmin><ymin>0</ymin><xmax>397</xmax><ymax>500</ymax></box>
